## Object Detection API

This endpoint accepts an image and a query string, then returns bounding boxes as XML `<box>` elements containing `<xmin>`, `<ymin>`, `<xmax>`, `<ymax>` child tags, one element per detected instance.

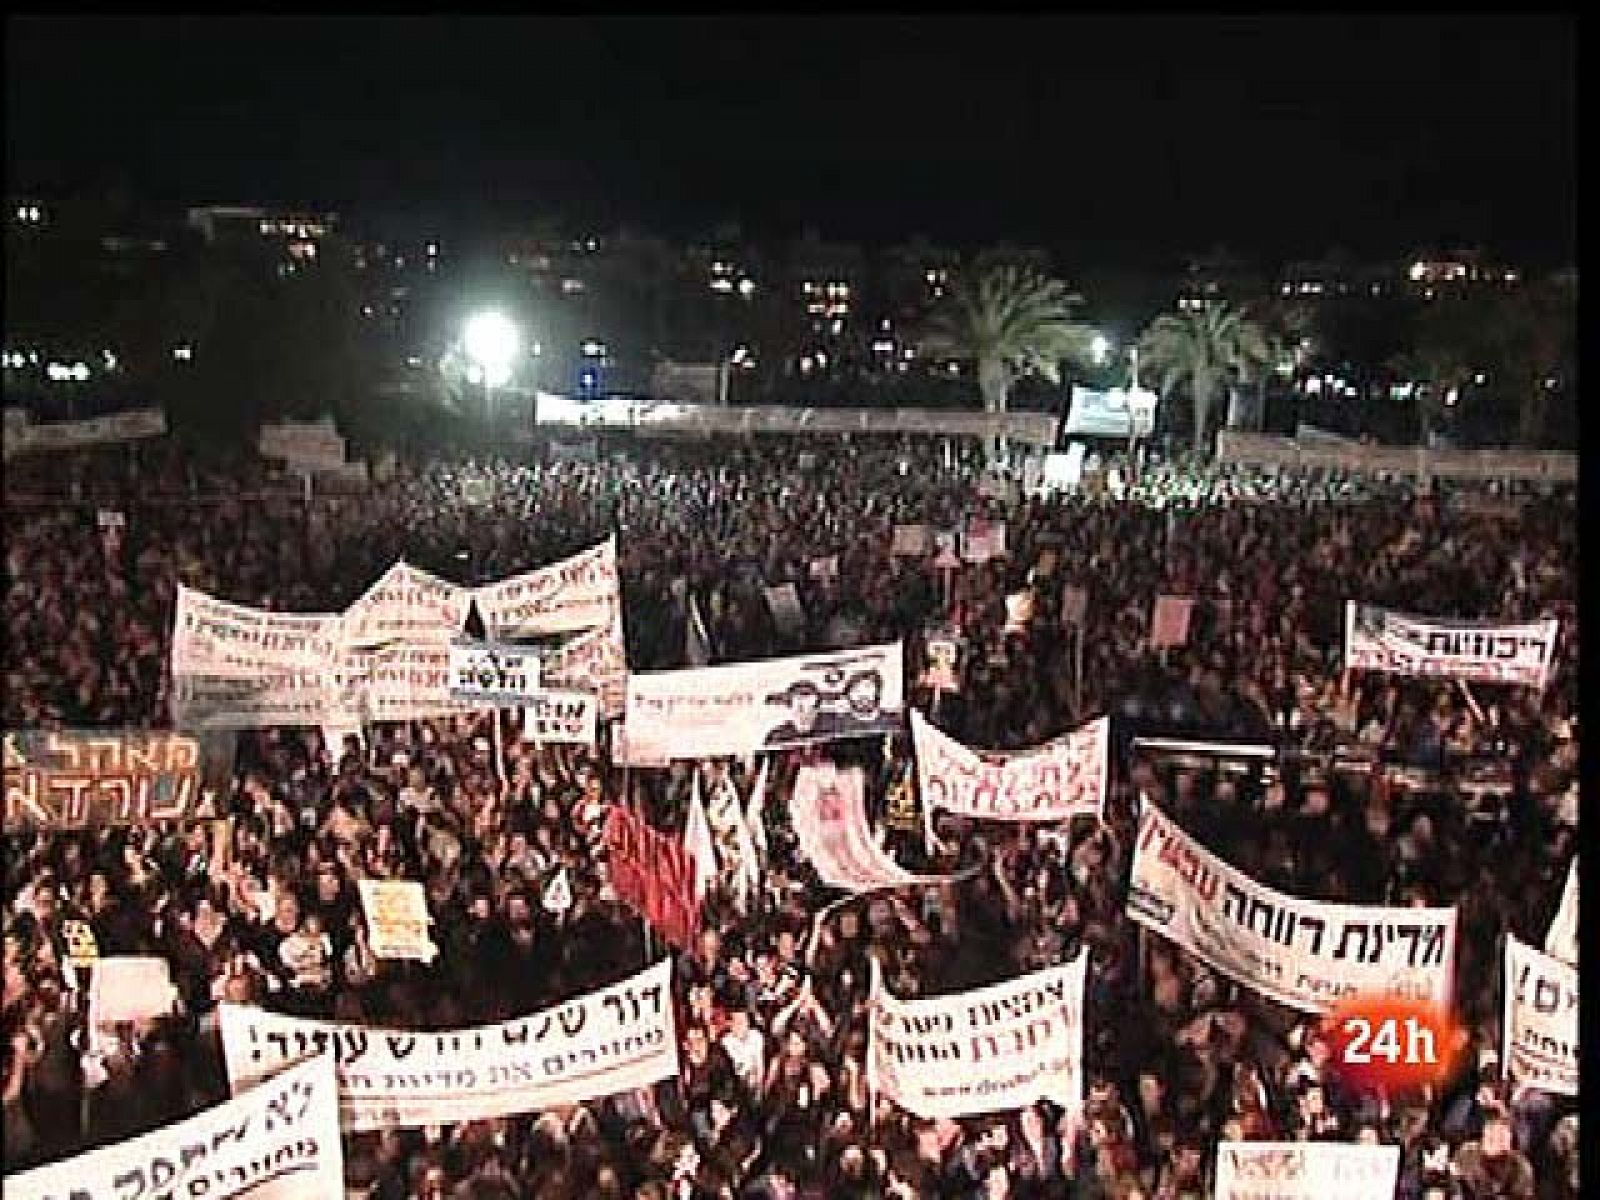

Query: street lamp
<box><xmin>463</xmin><ymin>311</ymin><xmax>520</xmax><ymax>422</ymax></box>
<box><xmin>1091</xmin><ymin>334</ymin><xmax>1110</xmax><ymax>367</ymax></box>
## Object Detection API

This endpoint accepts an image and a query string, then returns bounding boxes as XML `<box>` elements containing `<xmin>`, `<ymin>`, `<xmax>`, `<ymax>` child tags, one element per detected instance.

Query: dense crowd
<box><xmin>3</xmin><ymin>433</ymin><xmax>1580</xmax><ymax>1199</ymax></box>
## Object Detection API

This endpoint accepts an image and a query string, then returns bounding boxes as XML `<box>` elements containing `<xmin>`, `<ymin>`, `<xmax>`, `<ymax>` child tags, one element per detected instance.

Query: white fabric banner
<box><xmin>258</xmin><ymin>418</ymin><xmax>344</xmax><ymax>468</ymax></box>
<box><xmin>448</xmin><ymin>639</ymin><xmax>544</xmax><ymax>705</ymax></box>
<box><xmin>541</xmin><ymin>615</ymin><xmax>629</xmax><ymax>718</ymax></box>
<box><xmin>869</xmin><ymin>957</ymin><xmax>1086</xmax><ymax>1119</ymax></box>
<box><xmin>1502</xmin><ymin>934</ymin><xmax>1578</xmax><ymax>1096</ymax></box>
<box><xmin>221</xmin><ymin>959</ymin><xmax>678</xmax><ymax>1131</ymax></box>
<box><xmin>3</xmin><ymin>407</ymin><xmax>167</xmax><ymax>458</ymax></box>
<box><xmin>171</xmin><ymin>585</ymin><xmax>345</xmax><ymax>678</ymax></box>
<box><xmin>911</xmin><ymin>711</ymin><xmax>1108</xmax><ymax>823</ymax></box>
<box><xmin>342</xmin><ymin>560</ymin><xmax>470</xmax><ymax>648</ymax></box>
<box><xmin>473</xmin><ymin>537</ymin><xmax>620</xmax><ymax>638</ymax></box>
<box><xmin>519</xmin><ymin>690</ymin><xmax>599</xmax><ymax>745</ymax></box>
<box><xmin>622</xmin><ymin>643</ymin><xmax>904</xmax><ymax>763</ymax></box>
<box><xmin>1544</xmin><ymin>859</ymin><xmax>1578</xmax><ymax>966</ymax></box>
<box><xmin>1344</xmin><ymin>601</ymin><xmax>1560</xmax><ymax>688</ymax></box>
<box><xmin>6</xmin><ymin>1053</ymin><xmax>344</xmax><ymax>1200</ymax></box>
<box><xmin>357</xmin><ymin>880</ymin><xmax>438</xmax><ymax>962</ymax></box>
<box><xmin>1212</xmin><ymin>1141</ymin><xmax>1399</xmax><ymax>1200</ymax></box>
<box><xmin>791</xmin><ymin>763</ymin><xmax>944</xmax><ymax>893</ymax></box>
<box><xmin>1127</xmin><ymin>805</ymin><xmax>1457</xmax><ymax>1013</ymax></box>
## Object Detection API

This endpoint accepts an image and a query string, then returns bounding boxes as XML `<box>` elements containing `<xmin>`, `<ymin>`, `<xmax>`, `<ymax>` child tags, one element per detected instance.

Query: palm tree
<box><xmin>1137</xmin><ymin>303</ymin><xmax>1270</xmax><ymax>455</ymax></box>
<box><xmin>922</xmin><ymin>264</ymin><xmax>1095</xmax><ymax>457</ymax></box>
<box><xmin>1387</xmin><ymin>345</ymin><xmax>1473</xmax><ymax>445</ymax></box>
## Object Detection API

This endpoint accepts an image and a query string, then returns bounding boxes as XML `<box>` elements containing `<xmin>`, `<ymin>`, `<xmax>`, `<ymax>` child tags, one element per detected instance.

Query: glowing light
<box><xmin>463</xmin><ymin>311</ymin><xmax>521</xmax><ymax>388</ymax></box>
<box><xmin>1091</xmin><ymin>334</ymin><xmax>1109</xmax><ymax>366</ymax></box>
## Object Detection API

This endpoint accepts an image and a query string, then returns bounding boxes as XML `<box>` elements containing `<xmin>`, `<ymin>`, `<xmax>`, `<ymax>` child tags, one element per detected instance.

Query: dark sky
<box><xmin>6</xmin><ymin>15</ymin><xmax>1576</xmax><ymax>266</ymax></box>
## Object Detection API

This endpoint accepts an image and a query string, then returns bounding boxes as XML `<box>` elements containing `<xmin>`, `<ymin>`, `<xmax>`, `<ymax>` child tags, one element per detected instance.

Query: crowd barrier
<box><xmin>1215</xmin><ymin>432</ymin><xmax>1577</xmax><ymax>483</ymax></box>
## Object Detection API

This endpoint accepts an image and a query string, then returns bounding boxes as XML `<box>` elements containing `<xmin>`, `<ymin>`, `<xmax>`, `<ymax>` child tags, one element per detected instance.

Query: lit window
<box><xmin>427</xmin><ymin>242</ymin><xmax>439</xmax><ymax>256</ymax></box>
<box><xmin>737</xmin><ymin>278</ymin><xmax>755</xmax><ymax>297</ymax></box>
<box><xmin>561</xmin><ymin>278</ymin><xmax>586</xmax><ymax>294</ymax></box>
<box><xmin>173</xmin><ymin>345</ymin><xmax>194</xmax><ymax>362</ymax></box>
<box><xmin>1408</xmin><ymin>262</ymin><xmax>1427</xmax><ymax>282</ymax></box>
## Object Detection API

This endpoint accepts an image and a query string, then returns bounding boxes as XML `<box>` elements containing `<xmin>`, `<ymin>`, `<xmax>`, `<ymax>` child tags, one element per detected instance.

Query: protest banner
<box><xmin>791</xmin><ymin>763</ymin><xmax>946</xmax><ymax>893</ymax></box>
<box><xmin>221</xmin><ymin>959</ymin><xmax>677</xmax><ymax>1131</ymax></box>
<box><xmin>170</xmin><ymin>669</ymin><xmax>362</xmax><ymax>732</ymax></box>
<box><xmin>891</xmin><ymin>523</ymin><xmax>932</xmax><ymax>557</ymax></box>
<box><xmin>869</xmin><ymin>957</ymin><xmax>1086</xmax><ymax>1119</ymax></box>
<box><xmin>63</xmin><ymin>918</ymin><xmax>100</xmax><ymax>968</ymax></box>
<box><xmin>1150</xmin><ymin>594</ymin><xmax>1194</xmax><ymax>649</ymax></box>
<box><xmin>911</xmin><ymin>711</ymin><xmax>1108</xmax><ymax>823</ymax></box>
<box><xmin>6</xmin><ymin>1053</ymin><xmax>345</xmax><ymax>1200</ymax></box>
<box><xmin>473</xmin><ymin>537</ymin><xmax>620</xmax><ymax>638</ymax></box>
<box><xmin>921</xmin><ymin>631</ymin><xmax>961</xmax><ymax>693</ymax></box>
<box><xmin>89</xmin><ymin>956</ymin><xmax>178</xmax><ymax>1027</ymax></box>
<box><xmin>605</xmin><ymin>808</ymin><xmax>701</xmax><ymax>950</ymax></box>
<box><xmin>1544</xmin><ymin>858</ymin><xmax>1577</xmax><ymax>966</ymax></box>
<box><xmin>355</xmin><ymin>641</ymin><xmax>480</xmax><ymax>722</ymax></box>
<box><xmin>621</xmin><ymin>643</ymin><xmax>904</xmax><ymax>763</ymax></box>
<box><xmin>1003</xmin><ymin>589</ymin><xmax>1035</xmax><ymax>636</ymax></box>
<box><xmin>258</xmin><ymin>417</ymin><xmax>346</xmax><ymax>470</ymax></box>
<box><xmin>1344</xmin><ymin>602</ymin><xmax>1560</xmax><ymax>689</ymax></box>
<box><xmin>1126</xmin><ymin>804</ymin><xmax>1457</xmax><ymax>1013</ymax></box>
<box><xmin>1060</xmin><ymin>584</ymin><xmax>1089</xmax><ymax>628</ymax></box>
<box><xmin>809</xmin><ymin>554</ymin><xmax>840</xmax><ymax>582</ymax></box>
<box><xmin>342</xmin><ymin>560</ymin><xmax>471</xmax><ymax>648</ymax></box>
<box><xmin>4</xmin><ymin>729</ymin><xmax>235</xmax><ymax>829</ymax></box>
<box><xmin>171</xmin><ymin>585</ymin><xmax>345</xmax><ymax>678</ymax></box>
<box><xmin>541</xmin><ymin>616</ymin><xmax>629</xmax><ymax>719</ymax></box>
<box><xmin>357</xmin><ymin>880</ymin><xmax>438</xmax><ymax>962</ymax></box>
<box><xmin>519</xmin><ymin>689</ymin><xmax>599</xmax><ymax>745</ymax></box>
<box><xmin>1212</xmin><ymin>1141</ymin><xmax>1399</xmax><ymax>1200</ymax></box>
<box><xmin>3</xmin><ymin>407</ymin><xmax>168</xmax><ymax>459</ymax></box>
<box><xmin>448</xmin><ymin>639</ymin><xmax>544</xmax><ymax>705</ymax></box>
<box><xmin>763</xmin><ymin>583</ymin><xmax>806</xmax><ymax>637</ymax></box>
<box><xmin>1502</xmin><ymin>934</ymin><xmax>1578</xmax><ymax>1096</ymax></box>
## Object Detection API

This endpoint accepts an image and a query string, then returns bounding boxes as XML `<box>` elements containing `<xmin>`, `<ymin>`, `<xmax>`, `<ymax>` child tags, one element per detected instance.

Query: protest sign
<box><xmin>891</xmin><ymin>523</ymin><xmax>932</xmax><ymax>557</ymax></box>
<box><xmin>1003</xmin><ymin>589</ymin><xmax>1035</xmax><ymax>636</ymax></box>
<box><xmin>89</xmin><ymin>956</ymin><xmax>178</xmax><ymax>1027</ymax></box>
<box><xmin>921</xmin><ymin>631</ymin><xmax>961</xmax><ymax>693</ymax></box>
<box><xmin>3</xmin><ymin>407</ymin><xmax>167</xmax><ymax>459</ymax></box>
<box><xmin>448</xmin><ymin>639</ymin><xmax>544</xmax><ymax>705</ymax></box>
<box><xmin>1150</xmin><ymin>594</ymin><xmax>1194</xmax><ymax>649</ymax></box>
<box><xmin>791</xmin><ymin>763</ymin><xmax>945</xmax><ymax>893</ymax></box>
<box><xmin>221</xmin><ymin>960</ymin><xmax>677</xmax><ymax>1131</ymax></box>
<box><xmin>1502</xmin><ymin>934</ymin><xmax>1578</xmax><ymax>1096</ymax></box>
<box><xmin>473</xmin><ymin>537</ymin><xmax>620</xmax><ymax>638</ymax></box>
<box><xmin>7</xmin><ymin>1053</ymin><xmax>345</xmax><ymax>1200</ymax></box>
<box><xmin>1212</xmin><ymin>1142</ymin><xmax>1399</xmax><ymax>1200</ymax></box>
<box><xmin>1127</xmin><ymin>804</ymin><xmax>1457</xmax><ymax>1013</ymax></box>
<box><xmin>519</xmin><ymin>689</ymin><xmax>599</xmax><ymax>745</ymax></box>
<box><xmin>357</xmin><ymin>880</ymin><xmax>438</xmax><ymax>962</ymax></box>
<box><xmin>342</xmin><ymin>560</ymin><xmax>471</xmax><ymax>648</ymax></box>
<box><xmin>541</xmin><ymin>616</ymin><xmax>629</xmax><ymax>718</ymax></box>
<box><xmin>63</xmin><ymin>918</ymin><xmax>100</xmax><ymax>968</ymax></box>
<box><xmin>809</xmin><ymin>554</ymin><xmax>840</xmax><ymax>582</ymax></box>
<box><xmin>763</xmin><ymin>583</ymin><xmax>806</xmax><ymax>637</ymax></box>
<box><xmin>605</xmin><ymin>808</ymin><xmax>701</xmax><ymax>950</ymax></box>
<box><xmin>962</xmin><ymin>517</ymin><xmax>1006</xmax><ymax>564</ymax></box>
<box><xmin>1344</xmin><ymin>602</ymin><xmax>1560</xmax><ymax>689</ymax></box>
<box><xmin>869</xmin><ymin>957</ymin><xmax>1086</xmax><ymax>1119</ymax></box>
<box><xmin>4</xmin><ymin>729</ymin><xmax>235</xmax><ymax>829</ymax></box>
<box><xmin>621</xmin><ymin>643</ymin><xmax>904</xmax><ymax>763</ymax></box>
<box><xmin>1060</xmin><ymin>584</ymin><xmax>1089</xmax><ymax>628</ymax></box>
<box><xmin>171</xmin><ymin>585</ymin><xmax>344</xmax><ymax>678</ymax></box>
<box><xmin>911</xmin><ymin>711</ymin><xmax>1108</xmax><ymax>823</ymax></box>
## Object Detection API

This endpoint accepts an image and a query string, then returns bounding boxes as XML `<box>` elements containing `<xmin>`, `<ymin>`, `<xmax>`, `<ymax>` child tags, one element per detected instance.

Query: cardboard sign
<box><xmin>357</xmin><ymin>879</ymin><xmax>438</xmax><ymax>962</ymax></box>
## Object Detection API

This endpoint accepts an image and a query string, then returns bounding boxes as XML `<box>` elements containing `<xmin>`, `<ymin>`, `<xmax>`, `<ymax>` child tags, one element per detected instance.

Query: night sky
<box><xmin>6</xmin><ymin>15</ymin><xmax>1576</xmax><ymax>265</ymax></box>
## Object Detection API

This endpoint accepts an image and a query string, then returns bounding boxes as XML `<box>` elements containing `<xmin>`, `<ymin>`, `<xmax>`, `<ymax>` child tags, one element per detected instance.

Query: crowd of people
<box><xmin>3</xmin><ymin>431</ymin><xmax>1580</xmax><ymax>1199</ymax></box>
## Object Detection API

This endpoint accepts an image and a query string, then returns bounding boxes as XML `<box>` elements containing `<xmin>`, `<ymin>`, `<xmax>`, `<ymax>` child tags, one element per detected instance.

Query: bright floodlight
<box><xmin>1090</xmin><ymin>334</ymin><xmax>1110</xmax><ymax>366</ymax></box>
<box><xmin>463</xmin><ymin>311</ymin><xmax>520</xmax><ymax>388</ymax></box>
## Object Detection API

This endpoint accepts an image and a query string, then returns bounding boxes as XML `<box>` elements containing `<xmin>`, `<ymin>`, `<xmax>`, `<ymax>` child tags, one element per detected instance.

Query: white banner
<box><xmin>1502</xmin><ymin>934</ymin><xmax>1578</xmax><ymax>1096</ymax></box>
<box><xmin>961</xmin><ymin>517</ymin><xmax>1006</xmax><ymax>564</ymax></box>
<box><xmin>448</xmin><ymin>639</ymin><xmax>544</xmax><ymax>705</ymax></box>
<box><xmin>3</xmin><ymin>407</ymin><xmax>167</xmax><ymax>458</ymax></box>
<box><xmin>6</xmin><ymin>1053</ymin><xmax>344</xmax><ymax>1200</ymax></box>
<box><xmin>1216</xmin><ymin>431</ymin><xmax>1577</xmax><ymax>484</ymax></box>
<box><xmin>1544</xmin><ymin>859</ymin><xmax>1578</xmax><ymax>966</ymax></box>
<box><xmin>357</xmin><ymin>880</ymin><xmax>438</xmax><ymax>962</ymax></box>
<box><xmin>356</xmin><ymin>641</ymin><xmax>478</xmax><ymax>722</ymax></box>
<box><xmin>170</xmin><ymin>669</ymin><xmax>361</xmax><ymax>731</ymax></box>
<box><xmin>1127</xmin><ymin>805</ymin><xmax>1457</xmax><ymax>1013</ymax></box>
<box><xmin>473</xmin><ymin>537</ymin><xmax>620</xmax><ymax>639</ymax></box>
<box><xmin>541</xmin><ymin>617</ymin><xmax>629</xmax><ymax>718</ymax></box>
<box><xmin>342</xmin><ymin>560</ymin><xmax>470</xmax><ymax>648</ymax></box>
<box><xmin>1212</xmin><ymin>1142</ymin><xmax>1399</xmax><ymax>1200</ymax></box>
<box><xmin>869</xmin><ymin>958</ymin><xmax>1086</xmax><ymax>1120</ymax></box>
<box><xmin>891</xmin><ymin>524</ymin><xmax>931</xmax><ymax>557</ymax></box>
<box><xmin>911</xmin><ymin>711</ymin><xmax>1108</xmax><ymax>823</ymax></box>
<box><xmin>519</xmin><ymin>690</ymin><xmax>599</xmax><ymax>745</ymax></box>
<box><xmin>791</xmin><ymin>763</ymin><xmax>944</xmax><ymax>893</ymax></box>
<box><xmin>171</xmin><ymin>585</ymin><xmax>345</xmax><ymax>678</ymax></box>
<box><xmin>622</xmin><ymin>643</ymin><xmax>904</xmax><ymax>763</ymax></box>
<box><xmin>221</xmin><ymin>959</ymin><xmax>677</xmax><ymax>1131</ymax></box>
<box><xmin>89</xmin><ymin>956</ymin><xmax>178</xmax><ymax>1027</ymax></box>
<box><xmin>1344</xmin><ymin>602</ymin><xmax>1560</xmax><ymax>689</ymax></box>
<box><xmin>258</xmin><ymin>418</ymin><xmax>345</xmax><ymax>470</ymax></box>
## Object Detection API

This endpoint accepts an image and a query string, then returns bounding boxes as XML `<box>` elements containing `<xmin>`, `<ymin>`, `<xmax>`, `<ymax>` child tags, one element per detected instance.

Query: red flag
<box><xmin>604</xmin><ymin>807</ymin><xmax>701</xmax><ymax>950</ymax></box>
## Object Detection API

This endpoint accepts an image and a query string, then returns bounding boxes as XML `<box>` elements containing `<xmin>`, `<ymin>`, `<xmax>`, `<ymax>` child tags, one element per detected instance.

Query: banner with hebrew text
<box><xmin>791</xmin><ymin>763</ymin><xmax>945</xmax><ymax>893</ymax></box>
<box><xmin>1127</xmin><ymin>805</ymin><xmax>1457</xmax><ymax>1013</ymax></box>
<box><xmin>472</xmin><ymin>537</ymin><xmax>620</xmax><ymax>639</ymax></box>
<box><xmin>4</xmin><ymin>729</ymin><xmax>235</xmax><ymax>829</ymax></box>
<box><xmin>911</xmin><ymin>711</ymin><xmax>1107</xmax><ymax>823</ymax></box>
<box><xmin>1502</xmin><ymin>934</ymin><xmax>1578</xmax><ymax>1096</ymax></box>
<box><xmin>1344</xmin><ymin>602</ymin><xmax>1559</xmax><ymax>688</ymax></box>
<box><xmin>220</xmin><ymin>959</ymin><xmax>677</xmax><ymax>1131</ymax></box>
<box><xmin>7</xmin><ymin>1053</ymin><xmax>344</xmax><ymax>1200</ymax></box>
<box><xmin>1212</xmin><ymin>1142</ymin><xmax>1399</xmax><ymax>1200</ymax></box>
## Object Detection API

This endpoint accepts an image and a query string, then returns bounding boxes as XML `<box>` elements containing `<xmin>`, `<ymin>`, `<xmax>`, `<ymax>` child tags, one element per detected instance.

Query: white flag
<box><xmin>746</xmin><ymin>757</ymin><xmax>770</xmax><ymax>869</ymax></box>
<box><xmin>684</xmin><ymin>769</ymin><xmax>718</xmax><ymax>901</ymax></box>
<box><xmin>543</xmin><ymin>868</ymin><xmax>573</xmax><ymax>914</ymax></box>
<box><xmin>1544</xmin><ymin>859</ymin><xmax>1578</xmax><ymax>966</ymax></box>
